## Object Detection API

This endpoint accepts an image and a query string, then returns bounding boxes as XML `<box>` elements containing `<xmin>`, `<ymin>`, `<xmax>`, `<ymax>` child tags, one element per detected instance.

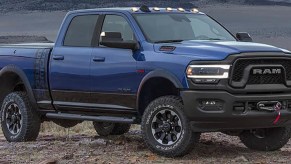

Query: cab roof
<box><xmin>68</xmin><ymin>7</ymin><xmax>205</xmax><ymax>15</ymax></box>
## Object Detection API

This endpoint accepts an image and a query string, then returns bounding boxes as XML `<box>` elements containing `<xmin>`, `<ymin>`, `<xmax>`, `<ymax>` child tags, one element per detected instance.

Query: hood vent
<box><xmin>159</xmin><ymin>46</ymin><xmax>176</xmax><ymax>52</ymax></box>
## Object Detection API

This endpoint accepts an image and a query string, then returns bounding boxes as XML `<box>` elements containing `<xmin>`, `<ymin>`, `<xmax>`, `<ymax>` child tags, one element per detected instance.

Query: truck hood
<box><xmin>154</xmin><ymin>41</ymin><xmax>290</xmax><ymax>60</ymax></box>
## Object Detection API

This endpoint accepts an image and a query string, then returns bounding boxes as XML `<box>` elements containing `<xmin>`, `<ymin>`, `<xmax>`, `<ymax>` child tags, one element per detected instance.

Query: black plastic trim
<box><xmin>54</xmin><ymin>101</ymin><xmax>133</xmax><ymax>110</ymax></box>
<box><xmin>46</xmin><ymin>112</ymin><xmax>135</xmax><ymax>123</ymax></box>
<box><xmin>51</xmin><ymin>90</ymin><xmax>136</xmax><ymax>110</ymax></box>
<box><xmin>230</xmin><ymin>64</ymin><xmax>287</xmax><ymax>88</ymax></box>
<box><xmin>136</xmin><ymin>69</ymin><xmax>183</xmax><ymax>110</ymax></box>
<box><xmin>92</xmin><ymin>14</ymin><xmax>105</xmax><ymax>47</ymax></box>
<box><xmin>181</xmin><ymin>90</ymin><xmax>291</xmax><ymax>132</ymax></box>
<box><xmin>0</xmin><ymin>65</ymin><xmax>36</xmax><ymax>106</ymax></box>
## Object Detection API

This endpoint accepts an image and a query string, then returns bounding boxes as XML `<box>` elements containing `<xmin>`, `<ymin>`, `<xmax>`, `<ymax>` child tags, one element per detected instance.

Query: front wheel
<box><xmin>239</xmin><ymin>127</ymin><xmax>291</xmax><ymax>151</ymax></box>
<box><xmin>0</xmin><ymin>92</ymin><xmax>41</xmax><ymax>142</ymax></box>
<box><xmin>141</xmin><ymin>96</ymin><xmax>200</xmax><ymax>157</ymax></box>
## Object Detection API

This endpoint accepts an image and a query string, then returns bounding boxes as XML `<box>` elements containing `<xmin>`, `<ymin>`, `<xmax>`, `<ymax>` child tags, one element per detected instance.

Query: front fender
<box><xmin>136</xmin><ymin>69</ymin><xmax>184</xmax><ymax>109</ymax></box>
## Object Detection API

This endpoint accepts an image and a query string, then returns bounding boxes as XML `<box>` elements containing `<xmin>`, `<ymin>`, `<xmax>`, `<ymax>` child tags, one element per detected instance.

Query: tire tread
<box><xmin>1</xmin><ymin>92</ymin><xmax>40</xmax><ymax>142</ymax></box>
<box><xmin>141</xmin><ymin>95</ymin><xmax>200</xmax><ymax>157</ymax></box>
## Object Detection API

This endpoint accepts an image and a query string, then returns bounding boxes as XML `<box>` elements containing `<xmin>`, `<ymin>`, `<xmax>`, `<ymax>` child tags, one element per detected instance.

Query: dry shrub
<box><xmin>40</xmin><ymin>121</ymin><xmax>96</xmax><ymax>135</ymax></box>
<box><xmin>0</xmin><ymin>121</ymin><xmax>140</xmax><ymax>136</ymax></box>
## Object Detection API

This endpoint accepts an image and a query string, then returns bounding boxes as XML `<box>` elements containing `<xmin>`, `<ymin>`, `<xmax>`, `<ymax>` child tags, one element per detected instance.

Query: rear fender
<box><xmin>0</xmin><ymin>65</ymin><xmax>36</xmax><ymax>106</ymax></box>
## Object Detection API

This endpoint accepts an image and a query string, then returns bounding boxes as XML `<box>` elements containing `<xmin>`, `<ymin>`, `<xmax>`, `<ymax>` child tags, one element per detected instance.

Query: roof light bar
<box><xmin>177</xmin><ymin>8</ymin><xmax>185</xmax><ymax>12</ymax></box>
<box><xmin>153</xmin><ymin>7</ymin><xmax>160</xmax><ymax>11</ymax></box>
<box><xmin>131</xmin><ymin>7</ymin><xmax>139</xmax><ymax>12</ymax></box>
<box><xmin>191</xmin><ymin>8</ymin><xmax>199</xmax><ymax>13</ymax></box>
<box><xmin>166</xmin><ymin>7</ymin><xmax>173</xmax><ymax>11</ymax></box>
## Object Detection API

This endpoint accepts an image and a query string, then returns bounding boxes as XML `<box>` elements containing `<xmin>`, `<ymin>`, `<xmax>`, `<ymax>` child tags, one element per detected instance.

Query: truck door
<box><xmin>49</xmin><ymin>14</ymin><xmax>99</xmax><ymax>110</ymax></box>
<box><xmin>90</xmin><ymin>14</ymin><xmax>139</xmax><ymax>111</ymax></box>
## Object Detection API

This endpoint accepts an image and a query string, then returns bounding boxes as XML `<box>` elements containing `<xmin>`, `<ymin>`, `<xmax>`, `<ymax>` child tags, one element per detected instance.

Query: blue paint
<box><xmin>0</xmin><ymin>8</ymin><xmax>290</xmax><ymax>109</ymax></box>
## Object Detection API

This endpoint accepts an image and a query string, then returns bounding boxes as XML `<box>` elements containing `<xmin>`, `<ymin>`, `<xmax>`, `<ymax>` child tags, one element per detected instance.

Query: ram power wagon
<box><xmin>1</xmin><ymin>6</ymin><xmax>291</xmax><ymax>157</ymax></box>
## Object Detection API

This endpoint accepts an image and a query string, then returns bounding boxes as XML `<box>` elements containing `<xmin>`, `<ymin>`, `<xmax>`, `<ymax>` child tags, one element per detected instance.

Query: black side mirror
<box><xmin>236</xmin><ymin>32</ymin><xmax>253</xmax><ymax>42</ymax></box>
<box><xmin>100</xmin><ymin>32</ymin><xmax>139</xmax><ymax>50</ymax></box>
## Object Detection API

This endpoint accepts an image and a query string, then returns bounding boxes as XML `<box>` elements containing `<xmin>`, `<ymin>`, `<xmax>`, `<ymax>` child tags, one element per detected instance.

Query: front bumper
<box><xmin>181</xmin><ymin>90</ymin><xmax>291</xmax><ymax>132</ymax></box>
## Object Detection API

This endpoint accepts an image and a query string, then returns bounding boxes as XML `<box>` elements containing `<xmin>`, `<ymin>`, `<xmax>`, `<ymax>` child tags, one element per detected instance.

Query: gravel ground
<box><xmin>0</xmin><ymin>123</ymin><xmax>290</xmax><ymax>164</ymax></box>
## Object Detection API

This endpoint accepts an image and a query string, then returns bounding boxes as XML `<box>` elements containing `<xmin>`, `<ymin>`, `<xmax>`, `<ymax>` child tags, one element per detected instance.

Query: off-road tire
<box><xmin>0</xmin><ymin>92</ymin><xmax>41</xmax><ymax>142</ymax></box>
<box><xmin>141</xmin><ymin>96</ymin><xmax>200</xmax><ymax>157</ymax></box>
<box><xmin>93</xmin><ymin>122</ymin><xmax>115</xmax><ymax>136</ymax></box>
<box><xmin>111</xmin><ymin>123</ymin><xmax>131</xmax><ymax>135</ymax></box>
<box><xmin>52</xmin><ymin>119</ymin><xmax>81</xmax><ymax>128</ymax></box>
<box><xmin>240</xmin><ymin>127</ymin><xmax>291</xmax><ymax>151</ymax></box>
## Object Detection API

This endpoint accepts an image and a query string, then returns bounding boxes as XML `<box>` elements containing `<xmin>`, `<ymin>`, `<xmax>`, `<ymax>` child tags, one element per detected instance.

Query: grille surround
<box><xmin>230</xmin><ymin>57</ymin><xmax>291</xmax><ymax>87</ymax></box>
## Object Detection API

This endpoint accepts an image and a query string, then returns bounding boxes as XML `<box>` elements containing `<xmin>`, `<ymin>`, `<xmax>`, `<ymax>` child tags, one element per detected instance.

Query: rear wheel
<box><xmin>239</xmin><ymin>127</ymin><xmax>291</xmax><ymax>151</ymax></box>
<box><xmin>0</xmin><ymin>92</ymin><xmax>40</xmax><ymax>142</ymax></box>
<box><xmin>111</xmin><ymin>123</ymin><xmax>131</xmax><ymax>135</ymax></box>
<box><xmin>93</xmin><ymin>122</ymin><xmax>131</xmax><ymax>136</ymax></box>
<box><xmin>93</xmin><ymin>122</ymin><xmax>115</xmax><ymax>136</ymax></box>
<box><xmin>141</xmin><ymin>96</ymin><xmax>200</xmax><ymax>157</ymax></box>
<box><xmin>52</xmin><ymin>119</ymin><xmax>81</xmax><ymax>128</ymax></box>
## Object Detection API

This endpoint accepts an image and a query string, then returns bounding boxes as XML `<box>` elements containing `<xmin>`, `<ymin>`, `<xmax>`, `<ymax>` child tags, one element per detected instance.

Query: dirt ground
<box><xmin>0</xmin><ymin>122</ymin><xmax>290</xmax><ymax>164</ymax></box>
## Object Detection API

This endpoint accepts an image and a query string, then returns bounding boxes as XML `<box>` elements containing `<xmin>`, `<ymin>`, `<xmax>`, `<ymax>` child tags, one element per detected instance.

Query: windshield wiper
<box><xmin>208</xmin><ymin>38</ymin><xmax>222</xmax><ymax>40</ymax></box>
<box><xmin>154</xmin><ymin>40</ymin><xmax>184</xmax><ymax>43</ymax></box>
<box><xmin>197</xmin><ymin>38</ymin><xmax>222</xmax><ymax>41</ymax></box>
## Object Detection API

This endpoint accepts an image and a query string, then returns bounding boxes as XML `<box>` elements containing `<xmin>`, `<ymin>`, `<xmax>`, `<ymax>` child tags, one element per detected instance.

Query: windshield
<box><xmin>133</xmin><ymin>13</ymin><xmax>236</xmax><ymax>43</ymax></box>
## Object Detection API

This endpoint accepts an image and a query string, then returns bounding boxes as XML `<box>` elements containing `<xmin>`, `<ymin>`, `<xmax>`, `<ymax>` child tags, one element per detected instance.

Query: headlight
<box><xmin>186</xmin><ymin>65</ymin><xmax>231</xmax><ymax>84</ymax></box>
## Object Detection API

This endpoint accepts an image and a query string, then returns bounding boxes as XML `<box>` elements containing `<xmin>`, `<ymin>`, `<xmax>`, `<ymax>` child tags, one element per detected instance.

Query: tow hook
<box><xmin>257</xmin><ymin>101</ymin><xmax>282</xmax><ymax>125</ymax></box>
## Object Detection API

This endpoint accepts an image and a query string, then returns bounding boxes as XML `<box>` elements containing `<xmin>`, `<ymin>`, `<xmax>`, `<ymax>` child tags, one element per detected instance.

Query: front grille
<box><xmin>247</xmin><ymin>72</ymin><xmax>285</xmax><ymax>84</ymax></box>
<box><xmin>232</xmin><ymin>58</ymin><xmax>291</xmax><ymax>85</ymax></box>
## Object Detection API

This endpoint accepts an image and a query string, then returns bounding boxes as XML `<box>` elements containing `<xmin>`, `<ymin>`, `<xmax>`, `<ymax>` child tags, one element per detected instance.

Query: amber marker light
<box><xmin>187</xmin><ymin>67</ymin><xmax>193</xmax><ymax>76</ymax></box>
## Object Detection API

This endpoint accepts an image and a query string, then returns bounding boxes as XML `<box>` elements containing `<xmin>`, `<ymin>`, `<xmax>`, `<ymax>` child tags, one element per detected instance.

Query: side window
<box><xmin>64</xmin><ymin>15</ymin><xmax>99</xmax><ymax>47</ymax></box>
<box><xmin>101</xmin><ymin>15</ymin><xmax>135</xmax><ymax>42</ymax></box>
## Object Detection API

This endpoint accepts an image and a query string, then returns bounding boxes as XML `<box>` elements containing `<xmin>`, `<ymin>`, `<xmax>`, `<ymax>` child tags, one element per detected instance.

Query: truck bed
<box><xmin>0</xmin><ymin>42</ymin><xmax>53</xmax><ymax>109</ymax></box>
<box><xmin>0</xmin><ymin>43</ymin><xmax>54</xmax><ymax>49</ymax></box>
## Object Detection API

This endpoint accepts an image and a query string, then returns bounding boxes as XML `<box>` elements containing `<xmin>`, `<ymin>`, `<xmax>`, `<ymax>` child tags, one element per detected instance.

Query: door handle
<box><xmin>52</xmin><ymin>55</ymin><xmax>64</xmax><ymax>60</ymax></box>
<box><xmin>93</xmin><ymin>56</ymin><xmax>105</xmax><ymax>62</ymax></box>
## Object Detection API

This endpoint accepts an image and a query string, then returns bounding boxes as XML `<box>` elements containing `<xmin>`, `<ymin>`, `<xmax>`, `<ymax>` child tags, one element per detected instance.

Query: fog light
<box><xmin>193</xmin><ymin>79</ymin><xmax>219</xmax><ymax>84</ymax></box>
<box><xmin>199</xmin><ymin>100</ymin><xmax>223</xmax><ymax>111</ymax></box>
<box><xmin>234</xmin><ymin>106</ymin><xmax>245</xmax><ymax>112</ymax></box>
<box><xmin>233</xmin><ymin>102</ymin><xmax>245</xmax><ymax>113</ymax></box>
<box><xmin>203</xmin><ymin>101</ymin><xmax>216</xmax><ymax>105</ymax></box>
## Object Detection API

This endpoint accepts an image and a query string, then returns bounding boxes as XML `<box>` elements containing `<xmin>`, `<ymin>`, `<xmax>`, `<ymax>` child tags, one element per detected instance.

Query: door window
<box><xmin>64</xmin><ymin>15</ymin><xmax>99</xmax><ymax>47</ymax></box>
<box><xmin>100</xmin><ymin>15</ymin><xmax>135</xmax><ymax>43</ymax></box>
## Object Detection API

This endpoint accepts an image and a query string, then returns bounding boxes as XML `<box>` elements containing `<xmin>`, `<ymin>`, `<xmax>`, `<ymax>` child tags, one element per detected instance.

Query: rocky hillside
<box><xmin>0</xmin><ymin>0</ymin><xmax>290</xmax><ymax>12</ymax></box>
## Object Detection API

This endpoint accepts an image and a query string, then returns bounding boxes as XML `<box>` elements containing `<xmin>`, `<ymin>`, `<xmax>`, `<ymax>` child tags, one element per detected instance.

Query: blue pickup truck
<box><xmin>1</xmin><ymin>6</ymin><xmax>291</xmax><ymax>157</ymax></box>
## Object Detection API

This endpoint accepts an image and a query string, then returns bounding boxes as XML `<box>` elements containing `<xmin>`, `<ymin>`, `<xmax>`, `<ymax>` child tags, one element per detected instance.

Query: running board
<box><xmin>46</xmin><ymin>112</ymin><xmax>135</xmax><ymax>123</ymax></box>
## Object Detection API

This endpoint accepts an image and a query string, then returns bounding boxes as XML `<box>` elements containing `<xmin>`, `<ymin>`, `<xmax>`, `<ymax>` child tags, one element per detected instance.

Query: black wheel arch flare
<box><xmin>136</xmin><ymin>69</ymin><xmax>183</xmax><ymax>111</ymax></box>
<box><xmin>0</xmin><ymin>65</ymin><xmax>36</xmax><ymax>107</ymax></box>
